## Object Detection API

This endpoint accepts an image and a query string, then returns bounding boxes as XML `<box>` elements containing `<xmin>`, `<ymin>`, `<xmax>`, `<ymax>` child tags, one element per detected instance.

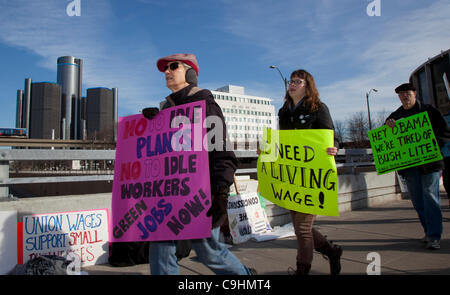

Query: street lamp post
<box><xmin>366</xmin><ymin>88</ymin><xmax>378</xmax><ymax>130</ymax></box>
<box><xmin>269</xmin><ymin>65</ymin><xmax>288</xmax><ymax>93</ymax></box>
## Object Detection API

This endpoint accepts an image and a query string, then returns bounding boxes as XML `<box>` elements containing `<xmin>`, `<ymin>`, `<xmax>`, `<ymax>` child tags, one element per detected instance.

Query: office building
<box><xmin>211</xmin><ymin>85</ymin><xmax>276</xmax><ymax>148</ymax></box>
<box><xmin>57</xmin><ymin>56</ymin><xmax>83</xmax><ymax>139</ymax></box>
<box><xmin>15</xmin><ymin>56</ymin><xmax>118</xmax><ymax>143</ymax></box>
<box><xmin>410</xmin><ymin>48</ymin><xmax>450</xmax><ymax>158</ymax></box>
<box><xmin>86</xmin><ymin>87</ymin><xmax>117</xmax><ymax>142</ymax></box>
<box><xmin>410</xmin><ymin>48</ymin><xmax>450</xmax><ymax>116</ymax></box>
<box><xmin>20</xmin><ymin>78</ymin><xmax>32</xmax><ymax>131</ymax></box>
<box><xmin>29</xmin><ymin>82</ymin><xmax>61</xmax><ymax>139</ymax></box>
<box><xmin>15</xmin><ymin>90</ymin><xmax>23</xmax><ymax>129</ymax></box>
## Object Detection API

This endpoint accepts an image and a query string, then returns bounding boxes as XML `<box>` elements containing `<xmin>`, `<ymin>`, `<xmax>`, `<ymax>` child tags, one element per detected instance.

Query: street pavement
<box><xmin>84</xmin><ymin>193</ymin><xmax>450</xmax><ymax>275</ymax></box>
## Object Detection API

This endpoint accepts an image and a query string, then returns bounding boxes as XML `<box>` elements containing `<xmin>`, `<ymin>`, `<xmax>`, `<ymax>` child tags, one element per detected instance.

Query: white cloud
<box><xmin>2</xmin><ymin>0</ymin><xmax>449</xmax><ymax>126</ymax></box>
<box><xmin>222</xmin><ymin>0</ymin><xmax>362</xmax><ymax>68</ymax></box>
<box><xmin>222</xmin><ymin>0</ymin><xmax>450</xmax><ymax>122</ymax></box>
<box><xmin>0</xmin><ymin>0</ymin><xmax>163</xmax><ymax>116</ymax></box>
<box><xmin>322</xmin><ymin>0</ymin><xmax>450</xmax><ymax>121</ymax></box>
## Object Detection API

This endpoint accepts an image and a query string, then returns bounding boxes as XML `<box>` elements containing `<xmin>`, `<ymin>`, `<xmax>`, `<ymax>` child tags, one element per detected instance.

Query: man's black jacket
<box><xmin>161</xmin><ymin>84</ymin><xmax>238</xmax><ymax>197</ymax></box>
<box><xmin>386</xmin><ymin>100</ymin><xmax>450</xmax><ymax>174</ymax></box>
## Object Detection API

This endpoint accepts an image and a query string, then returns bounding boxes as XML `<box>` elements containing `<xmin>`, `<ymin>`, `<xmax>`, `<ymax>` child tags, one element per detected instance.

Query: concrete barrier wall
<box><xmin>0</xmin><ymin>193</ymin><xmax>112</xmax><ymax>221</ymax></box>
<box><xmin>0</xmin><ymin>171</ymin><xmax>402</xmax><ymax>226</ymax></box>
<box><xmin>263</xmin><ymin>171</ymin><xmax>402</xmax><ymax>227</ymax></box>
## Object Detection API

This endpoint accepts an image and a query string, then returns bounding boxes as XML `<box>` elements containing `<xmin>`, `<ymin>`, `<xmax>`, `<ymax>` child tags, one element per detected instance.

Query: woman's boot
<box><xmin>315</xmin><ymin>241</ymin><xmax>343</xmax><ymax>275</ymax></box>
<box><xmin>295</xmin><ymin>262</ymin><xmax>311</xmax><ymax>275</ymax></box>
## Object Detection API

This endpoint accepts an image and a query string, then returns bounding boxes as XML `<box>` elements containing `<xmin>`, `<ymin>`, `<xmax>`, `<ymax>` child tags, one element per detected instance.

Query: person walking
<box><xmin>386</xmin><ymin>83</ymin><xmax>449</xmax><ymax>250</ymax></box>
<box><xmin>277</xmin><ymin>69</ymin><xmax>343</xmax><ymax>275</ymax></box>
<box><xmin>142</xmin><ymin>53</ymin><xmax>255</xmax><ymax>275</ymax></box>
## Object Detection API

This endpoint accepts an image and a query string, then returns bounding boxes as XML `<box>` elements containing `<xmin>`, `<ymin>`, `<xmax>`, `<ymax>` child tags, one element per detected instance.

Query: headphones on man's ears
<box><xmin>185</xmin><ymin>68</ymin><xmax>198</xmax><ymax>86</ymax></box>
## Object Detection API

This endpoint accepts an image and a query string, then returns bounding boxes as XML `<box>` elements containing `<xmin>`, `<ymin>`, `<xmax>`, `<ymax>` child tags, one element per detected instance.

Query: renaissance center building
<box><xmin>15</xmin><ymin>56</ymin><xmax>118</xmax><ymax>142</ymax></box>
<box><xmin>57</xmin><ymin>56</ymin><xmax>83</xmax><ymax>140</ymax></box>
<box><xmin>211</xmin><ymin>85</ymin><xmax>276</xmax><ymax>149</ymax></box>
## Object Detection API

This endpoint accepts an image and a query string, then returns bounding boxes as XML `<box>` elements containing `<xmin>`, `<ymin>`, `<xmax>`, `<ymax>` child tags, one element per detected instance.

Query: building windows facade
<box><xmin>211</xmin><ymin>85</ymin><xmax>276</xmax><ymax>149</ymax></box>
<box><xmin>410</xmin><ymin>49</ymin><xmax>449</xmax><ymax>116</ymax></box>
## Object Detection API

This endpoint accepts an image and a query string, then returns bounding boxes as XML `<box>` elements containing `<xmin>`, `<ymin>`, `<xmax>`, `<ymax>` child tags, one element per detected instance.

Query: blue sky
<box><xmin>0</xmin><ymin>0</ymin><xmax>449</xmax><ymax>129</ymax></box>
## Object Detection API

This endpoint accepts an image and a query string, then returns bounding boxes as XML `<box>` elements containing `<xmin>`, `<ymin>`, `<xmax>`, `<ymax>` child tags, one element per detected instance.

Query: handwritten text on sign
<box><xmin>111</xmin><ymin>101</ymin><xmax>211</xmax><ymax>242</ymax></box>
<box><xmin>227</xmin><ymin>192</ymin><xmax>271</xmax><ymax>244</ymax></box>
<box><xmin>22</xmin><ymin>209</ymin><xmax>109</xmax><ymax>266</ymax></box>
<box><xmin>257</xmin><ymin>129</ymin><xmax>339</xmax><ymax>216</ymax></box>
<box><xmin>368</xmin><ymin>112</ymin><xmax>443</xmax><ymax>175</ymax></box>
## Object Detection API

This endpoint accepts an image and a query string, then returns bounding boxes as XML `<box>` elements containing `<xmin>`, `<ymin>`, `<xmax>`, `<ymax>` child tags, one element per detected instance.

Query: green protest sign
<box><xmin>368</xmin><ymin>111</ymin><xmax>443</xmax><ymax>175</ymax></box>
<box><xmin>257</xmin><ymin>128</ymin><xmax>339</xmax><ymax>216</ymax></box>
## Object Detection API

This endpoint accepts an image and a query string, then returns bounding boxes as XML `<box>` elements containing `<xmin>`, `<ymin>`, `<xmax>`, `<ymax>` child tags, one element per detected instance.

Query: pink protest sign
<box><xmin>110</xmin><ymin>100</ymin><xmax>211</xmax><ymax>242</ymax></box>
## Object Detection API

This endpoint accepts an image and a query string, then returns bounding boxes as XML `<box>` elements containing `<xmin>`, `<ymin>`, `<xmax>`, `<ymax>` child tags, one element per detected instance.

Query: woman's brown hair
<box><xmin>284</xmin><ymin>69</ymin><xmax>321</xmax><ymax>112</ymax></box>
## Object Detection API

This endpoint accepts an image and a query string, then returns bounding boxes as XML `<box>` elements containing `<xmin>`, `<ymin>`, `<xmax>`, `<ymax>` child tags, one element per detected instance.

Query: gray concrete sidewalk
<box><xmin>83</xmin><ymin>195</ymin><xmax>450</xmax><ymax>275</ymax></box>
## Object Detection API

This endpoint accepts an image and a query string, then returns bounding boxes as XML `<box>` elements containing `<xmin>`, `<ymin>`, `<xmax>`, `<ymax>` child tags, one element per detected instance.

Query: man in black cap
<box><xmin>386</xmin><ymin>83</ymin><xmax>450</xmax><ymax>250</ymax></box>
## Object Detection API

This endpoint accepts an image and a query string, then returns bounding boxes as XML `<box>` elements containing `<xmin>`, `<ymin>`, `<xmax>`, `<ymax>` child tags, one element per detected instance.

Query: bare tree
<box><xmin>346</xmin><ymin>111</ymin><xmax>370</xmax><ymax>147</ymax></box>
<box><xmin>334</xmin><ymin>119</ymin><xmax>347</xmax><ymax>146</ymax></box>
<box><xmin>338</xmin><ymin>109</ymin><xmax>390</xmax><ymax>148</ymax></box>
<box><xmin>373</xmin><ymin>109</ymin><xmax>390</xmax><ymax>129</ymax></box>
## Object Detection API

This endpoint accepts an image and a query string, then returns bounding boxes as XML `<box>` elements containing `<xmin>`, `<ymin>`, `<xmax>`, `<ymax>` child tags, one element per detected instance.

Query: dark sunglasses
<box><xmin>163</xmin><ymin>62</ymin><xmax>180</xmax><ymax>72</ymax></box>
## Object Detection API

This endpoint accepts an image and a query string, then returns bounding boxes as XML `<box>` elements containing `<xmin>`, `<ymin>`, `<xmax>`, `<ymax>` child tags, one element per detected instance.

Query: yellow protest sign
<box><xmin>257</xmin><ymin>128</ymin><xmax>339</xmax><ymax>216</ymax></box>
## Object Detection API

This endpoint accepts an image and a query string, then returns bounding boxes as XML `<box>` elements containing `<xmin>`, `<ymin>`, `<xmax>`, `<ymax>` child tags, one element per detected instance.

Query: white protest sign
<box><xmin>22</xmin><ymin>208</ymin><xmax>109</xmax><ymax>266</ymax></box>
<box><xmin>0</xmin><ymin>211</ymin><xmax>17</xmax><ymax>274</ymax></box>
<box><xmin>229</xmin><ymin>179</ymin><xmax>259</xmax><ymax>195</ymax></box>
<box><xmin>227</xmin><ymin>192</ymin><xmax>272</xmax><ymax>244</ymax></box>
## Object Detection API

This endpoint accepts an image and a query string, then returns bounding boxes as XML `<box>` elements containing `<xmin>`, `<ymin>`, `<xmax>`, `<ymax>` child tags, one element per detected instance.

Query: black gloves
<box><xmin>142</xmin><ymin>107</ymin><xmax>159</xmax><ymax>120</ymax></box>
<box><xmin>207</xmin><ymin>186</ymin><xmax>229</xmax><ymax>228</ymax></box>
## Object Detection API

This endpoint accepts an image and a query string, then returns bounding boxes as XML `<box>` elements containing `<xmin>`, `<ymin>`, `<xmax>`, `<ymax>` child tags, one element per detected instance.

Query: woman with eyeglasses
<box><xmin>278</xmin><ymin>69</ymin><xmax>343</xmax><ymax>275</ymax></box>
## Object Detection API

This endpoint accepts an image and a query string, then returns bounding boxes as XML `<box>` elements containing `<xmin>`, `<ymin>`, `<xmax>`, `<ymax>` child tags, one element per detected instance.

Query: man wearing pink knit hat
<box><xmin>143</xmin><ymin>53</ymin><xmax>256</xmax><ymax>275</ymax></box>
